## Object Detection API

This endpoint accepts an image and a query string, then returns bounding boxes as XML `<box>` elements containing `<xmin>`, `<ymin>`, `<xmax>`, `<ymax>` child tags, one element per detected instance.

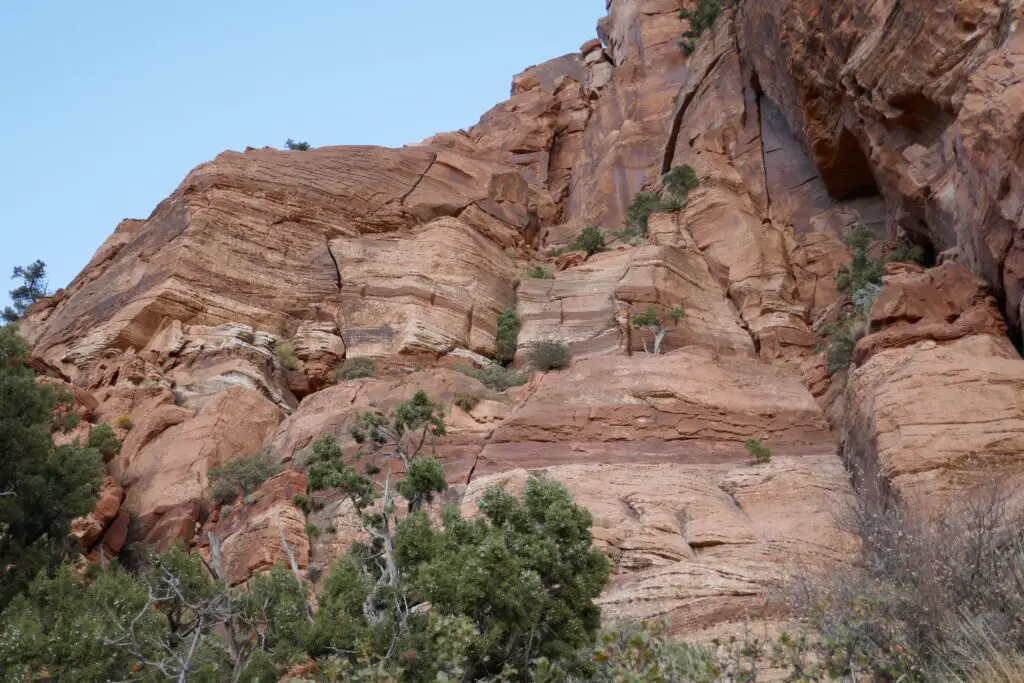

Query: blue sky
<box><xmin>0</xmin><ymin>1</ymin><xmax>599</xmax><ymax>307</ymax></box>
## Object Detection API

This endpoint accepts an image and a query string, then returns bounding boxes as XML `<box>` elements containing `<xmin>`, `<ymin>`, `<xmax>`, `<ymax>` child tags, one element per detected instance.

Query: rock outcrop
<box><xmin>23</xmin><ymin>0</ymin><xmax>1024</xmax><ymax>645</ymax></box>
<box><xmin>739</xmin><ymin>0</ymin><xmax>1024</xmax><ymax>339</ymax></box>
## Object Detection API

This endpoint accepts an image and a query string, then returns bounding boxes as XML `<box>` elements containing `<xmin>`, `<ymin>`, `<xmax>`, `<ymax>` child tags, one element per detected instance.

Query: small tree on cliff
<box><xmin>631</xmin><ymin>305</ymin><xmax>683</xmax><ymax>356</ymax></box>
<box><xmin>306</xmin><ymin>390</ymin><xmax>447</xmax><ymax>626</ymax></box>
<box><xmin>3</xmin><ymin>259</ymin><xmax>50</xmax><ymax>323</ymax></box>
<box><xmin>284</xmin><ymin>138</ymin><xmax>312</xmax><ymax>151</ymax></box>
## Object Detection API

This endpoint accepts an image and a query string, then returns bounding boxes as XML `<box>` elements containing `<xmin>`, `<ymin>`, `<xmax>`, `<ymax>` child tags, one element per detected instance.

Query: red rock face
<box><xmin>24</xmin><ymin>0</ymin><xmax>1024</xmax><ymax>641</ymax></box>
<box><xmin>739</xmin><ymin>0</ymin><xmax>1024</xmax><ymax>336</ymax></box>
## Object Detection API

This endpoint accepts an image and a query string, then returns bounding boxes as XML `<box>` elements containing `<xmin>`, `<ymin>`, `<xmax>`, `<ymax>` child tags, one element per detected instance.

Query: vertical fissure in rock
<box><xmin>325</xmin><ymin>239</ymin><xmax>342</xmax><ymax>291</ymax></box>
<box><xmin>661</xmin><ymin>13</ymin><xmax>733</xmax><ymax>173</ymax></box>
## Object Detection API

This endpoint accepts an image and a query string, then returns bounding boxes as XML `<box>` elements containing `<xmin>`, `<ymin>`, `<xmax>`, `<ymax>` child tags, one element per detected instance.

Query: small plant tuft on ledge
<box><xmin>569</xmin><ymin>227</ymin><xmax>607</xmax><ymax>256</ymax></box>
<box><xmin>454</xmin><ymin>364</ymin><xmax>526</xmax><ymax>392</ymax></box>
<box><xmin>526</xmin><ymin>265</ymin><xmax>554</xmax><ymax>279</ymax></box>
<box><xmin>284</xmin><ymin>138</ymin><xmax>311</xmax><ymax>151</ymax></box>
<box><xmin>527</xmin><ymin>340</ymin><xmax>571</xmax><ymax>371</ymax></box>
<box><xmin>745</xmin><ymin>437</ymin><xmax>772</xmax><ymax>464</ymax></box>
<box><xmin>334</xmin><ymin>357</ymin><xmax>377</xmax><ymax>382</ymax></box>
<box><xmin>274</xmin><ymin>341</ymin><xmax>300</xmax><ymax>371</ymax></box>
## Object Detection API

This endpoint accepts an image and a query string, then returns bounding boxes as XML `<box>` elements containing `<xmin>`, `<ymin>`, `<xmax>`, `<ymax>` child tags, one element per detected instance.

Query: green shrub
<box><xmin>454</xmin><ymin>391</ymin><xmax>482</xmax><ymax>413</ymax></box>
<box><xmin>88</xmin><ymin>423</ymin><xmax>122</xmax><ymax>463</ymax></box>
<box><xmin>334</xmin><ymin>357</ymin><xmax>377</xmax><ymax>382</ymax></box>
<box><xmin>454</xmin><ymin>364</ymin><xmax>527</xmax><ymax>392</ymax></box>
<box><xmin>305</xmin><ymin>522</ymin><xmax>322</xmax><ymax>539</ymax></box>
<box><xmin>836</xmin><ymin>224</ymin><xmax>885</xmax><ymax>297</ymax></box>
<box><xmin>274</xmin><ymin>341</ymin><xmax>300</xmax><ymax>371</ymax></box>
<box><xmin>888</xmin><ymin>238</ymin><xmax>925</xmax><ymax>265</ymax></box>
<box><xmin>115</xmin><ymin>415</ymin><xmax>133</xmax><ymax>432</ymax></box>
<box><xmin>53</xmin><ymin>410</ymin><xmax>80</xmax><ymax>434</ymax></box>
<box><xmin>494</xmin><ymin>307</ymin><xmax>521</xmax><ymax>366</ymax></box>
<box><xmin>668</xmin><ymin>306</ymin><xmax>684</xmax><ymax>324</ymax></box>
<box><xmin>284</xmin><ymin>138</ymin><xmax>311</xmax><ymax>151</ymax></box>
<box><xmin>826</xmin><ymin>224</ymin><xmax>919</xmax><ymax>373</ymax></box>
<box><xmin>662</xmin><ymin>164</ymin><xmax>700</xmax><ymax>198</ymax></box>
<box><xmin>211</xmin><ymin>481</ymin><xmax>237</xmax><ymax>506</ymax></box>
<box><xmin>569</xmin><ymin>226</ymin><xmax>606</xmax><ymax>255</ymax></box>
<box><xmin>679</xmin><ymin>0</ymin><xmax>727</xmax><ymax>55</ymax></box>
<box><xmin>744</xmin><ymin>437</ymin><xmax>772</xmax><ymax>463</ymax></box>
<box><xmin>659</xmin><ymin>193</ymin><xmax>687</xmax><ymax>212</ymax></box>
<box><xmin>527</xmin><ymin>340</ymin><xmax>571</xmax><ymax>371</ymax></box>
<box><xmin>2</xmin><ymin>259</ymin><xmax>50</xmax><ymax>323</ymax></box>
<box><xmin>0</xmin><ymin>326</ymin><xmax>103</xmax><ymax>609</ymax></box>
<box><xmin>625</xmin><ymin>192</ymin><xmax>664</xmax><ymax>237</ymax></box>
<box><xmin>208</xmin><ymin>448</ymin><xmax>281</xmax><ymax>505</ymax></box>
<box><xmin>824</xmin><ymin>317</ymin><xmax>867</xmax><ymax>372</ymax></box>
<box><xmin>631</xmin><ymin>305</ymin><xmax>662</xmax><ymax>328</ymax></box>
<box><xmin>526</xmin><ymin>265</ymin><xmax>553</xmax><ymax>279</ymax></box>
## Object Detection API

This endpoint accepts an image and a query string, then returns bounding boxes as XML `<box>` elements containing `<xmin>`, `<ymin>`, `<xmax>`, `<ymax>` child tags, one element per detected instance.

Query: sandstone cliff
<box><xmin>25</xmin><ymin>0</ymin><xmax>1024</xmax><ymax>639</ymax></box>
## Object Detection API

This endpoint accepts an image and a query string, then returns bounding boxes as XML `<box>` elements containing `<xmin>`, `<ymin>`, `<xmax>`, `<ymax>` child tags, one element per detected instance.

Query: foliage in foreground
<box><xmin>0</xmin><ymin>389</ymin><xmax>611</xmax><ymax>681</ymax></box>
<box><xmin>0</xmin><ymin>325</ymin><xmax>103</xmax><ymax>610</ymax></box>
<box><xmin>87</xmin><ymin>422</ymin><xmax>122</xmax><ymax>463</ymax></box>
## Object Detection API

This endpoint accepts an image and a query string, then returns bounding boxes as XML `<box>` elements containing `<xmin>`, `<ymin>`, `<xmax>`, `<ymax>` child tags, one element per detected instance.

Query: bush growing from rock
<box><xmin>453</xmin><ymin>391</ymin><xmax>482</xmax><ymax>412</ymax></box>
<box><xmin>2</xmin><ymin>259</ymin><xmax>50</xmax><ymax>323</ymax></box>
<box><xmin>494</xmin><ymin>307</ymin><xmax>521</xmax><ymax>366</ymax></box>
<box><xmin>284</xmin><ymin>138</ymin><xmax>311</xmax><ymax>151</ymax></box>
<box><xmin>825</xmin><ymin>224</ymin><xmax>923</xmax><ymax>372</ymax></box>
<box><xmin>626</xmin><ymin>192</ymin><xmax>665</xmax><ymax>237</ymax></box>
<box><xmin>631</xmin><ymin>305</ymin><xmax>682</xmax><ymax>355</ymax></box>
<box><xmin>208</xmin><ymin>448</ymin><xmax>281</xmax><ymax>505</ymax></box>
<box><xmin>679</xmin><ymin>0</ymin><xmax>727</xmax><ymax>55</ymax></box>
<box><xmin>116</xmin><ymin>415</ymin><xmax>133</xmax><ymax>431</ymax></box>
<box><xmin>88</xmin><ymin>423</ymin><xmax>122</xmax><ymax>462</ymax></box>
<box><xmin>663</xmin><ymin>164</ymin><xmax>701</xmax><ymax>198</ymax></box>
<box><xmin>454</xmin><ymin>363</ymin><xmax>526</xmax><ymax>392</ymax></box>
<box><xmin>527</xmin><ymin>339</ymin><xmax>571</xmax><ymax>371</ymax></box>
<box><xmin>569</xmin><ymin>226</ymin><xmax>606</xmax><ymax>255</ymax></box>
<box><xmin>334</xmin><ymin>357</ymin><xmax>377</xmax><ymax>382</ymax></box>
<box><xmin>274</xmin><ymin>341</ymin><xmax>300</xmax><ymax>371</ymax></box>
<box><xmin>744</xmin><ymin>437</ymin><xmax>772</xmax><ymax>464</ymax></box>
<box><xmin>526</xmin><ymin>265</ymin><xmax>553</xmax><ymax>279</ymax></box>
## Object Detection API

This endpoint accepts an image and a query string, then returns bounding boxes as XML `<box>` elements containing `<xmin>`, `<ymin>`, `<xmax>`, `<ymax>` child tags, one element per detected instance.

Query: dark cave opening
<box><xmin>822</xmin><ymin>128</ymin><xmax>882</xmax><ymax>201</ymax></box>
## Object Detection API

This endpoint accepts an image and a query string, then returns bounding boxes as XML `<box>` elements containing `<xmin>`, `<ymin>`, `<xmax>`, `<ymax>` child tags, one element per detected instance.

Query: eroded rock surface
<box><xmin>23</xmin><ymin>0</ymin><xmax>1024</xmax><ymax>645</ymax></box>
